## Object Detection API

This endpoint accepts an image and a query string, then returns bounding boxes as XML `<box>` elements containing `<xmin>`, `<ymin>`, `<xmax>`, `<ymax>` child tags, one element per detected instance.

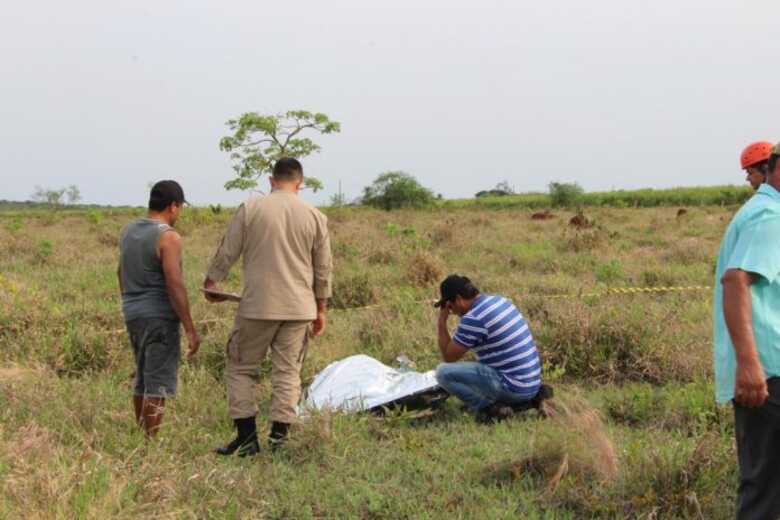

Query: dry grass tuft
<box><xmin>285</xmin><ymin>409</ymin><xmax>334</xmax><ymax>465</ymax></box>
<box><xmin>405</xmin><ymin>252</ymin><xmax>444</xmax><ymax>287</ymax></box>
<box><xmin>485</xmin><ymin>392</ymin><xmax>619</xmax><ymax>494</ymax></box>
<box><xmin>330</xmin><ymin>272</ymin><xmax>379</xmax><ymax>309</ymax></box>
<box><xmin>366</xmin><ymin>247</ymin><xmax>397</xmax><ymax>265</ymax></box>
<box><xmin>429</xmin><ymin>224</ymin><xmax>455</xmax><ymax>246</ymax></box>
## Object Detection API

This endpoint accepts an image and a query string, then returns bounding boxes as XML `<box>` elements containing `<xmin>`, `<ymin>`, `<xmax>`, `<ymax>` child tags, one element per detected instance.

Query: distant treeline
<box><xmin>0</xmin><ymin>200</ymin><xmax>126</xmax><ymax>210</ymax></box>
<box><xmin>441</xmin><ymin>185</ymin><xmax>753</xmax><ymax>210</ymax></box>
<box><xmin>1</xmin><ymin>185</ymin><xmax>754</xmax><ymax>215</ymax></box>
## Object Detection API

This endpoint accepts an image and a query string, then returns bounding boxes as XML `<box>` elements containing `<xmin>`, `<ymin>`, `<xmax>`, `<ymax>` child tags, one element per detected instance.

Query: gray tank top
<box><xmin>120</xmin><ymin>218</ymin><xmax>178</xmax><ymax>322</ymax></box>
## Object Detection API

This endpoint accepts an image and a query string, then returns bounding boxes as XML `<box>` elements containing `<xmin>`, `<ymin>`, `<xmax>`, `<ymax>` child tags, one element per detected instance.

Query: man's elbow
<box><xmin>442</xmin><ymin>350</ymin><xmax>460</xmax><ymax>363</ymax></box>
<box><xmin>721</xmin><ymin>269</ymin><xmax>750</xmax><ymax>289</ymax></box>
<box><xmin>165</xmin><ymin>278</ymin><xmax>186</xmax><ymax>295</ymax></box>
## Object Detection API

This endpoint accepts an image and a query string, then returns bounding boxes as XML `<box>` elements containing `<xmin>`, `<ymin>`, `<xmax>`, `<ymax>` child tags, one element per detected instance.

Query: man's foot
<box><xmin>533</xmin><ymin>384</ymin><xmax>555</xmax><ymax>418</ymax></box>
<box><xmin>506</xmin><ymin>384</ymin><xmax>555</xmax><ymax>414</ymax></box>
<box><xmin>268</xmin><ymin>421</ymin><xmax>290</xmax><ymax>450</ymax></box>
<box><xmin>215</xmin><ymin>417</ymin><xmax>259</xmax><ymax>457</ymax></box>
<box><xmin>475</xmin><ymin>403</ymin><xmax>515</xmax><ymax>425</ymax></box>
<box><xmin>215</xmin><ymin>435</ymin><xmax>260</xmax><ymax>456</ymax></box>
<box><xmin>235</xmin><ymin>437</ymin><xmax>260</xmax><ymax>457</ymax></box>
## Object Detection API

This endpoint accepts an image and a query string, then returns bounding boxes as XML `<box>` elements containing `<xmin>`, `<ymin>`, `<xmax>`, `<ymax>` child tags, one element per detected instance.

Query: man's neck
<box><xmin>272</xmin><ymin>185</ymin><xmax>299</xmax><ymax>194</ymax></box>
<box><xmin>147</xmin><ymin>211</ymin><xmax>172</xmax><ymax>226</ymax></box>
<box><xmin>462</xmin><ymin>294</ymin><xmax>480</xmax><ymax>313</ymax></box>
<box><xmin>766</xmin><ymin>169</ymin><xmax>780</xmax><ymax>192</ymax></box>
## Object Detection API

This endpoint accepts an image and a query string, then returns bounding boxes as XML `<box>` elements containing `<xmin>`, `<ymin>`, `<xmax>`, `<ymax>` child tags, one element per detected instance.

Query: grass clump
<box><xmin>330</xmin><ymin>272</ymin><xmax>379</xmax><ymax>309</ymax></box>
<box><xmin>405</xmin><ymin>252</ymin><xmax>444</xmax><ymax>287</ymax></box>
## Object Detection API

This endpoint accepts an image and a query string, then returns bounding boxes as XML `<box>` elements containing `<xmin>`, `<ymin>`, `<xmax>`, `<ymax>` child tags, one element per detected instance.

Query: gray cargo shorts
<box><xmin>126</xmin><ymin>318</ymin><xmax>181</xmax><ymax>398</ymax></box>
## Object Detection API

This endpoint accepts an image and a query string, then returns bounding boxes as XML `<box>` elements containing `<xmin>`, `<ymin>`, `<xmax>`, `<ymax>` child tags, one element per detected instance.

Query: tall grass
<box><xmin>0</xmin><ymin>203</ymin><xmax>738</xmax><ymax>518</ymax></box>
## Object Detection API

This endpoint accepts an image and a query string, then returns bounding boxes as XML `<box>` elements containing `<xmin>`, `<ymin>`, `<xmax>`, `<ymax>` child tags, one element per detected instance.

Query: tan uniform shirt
<box><xmin>206</xmin><ymin>191</ymin><xmax>333</xmax><ymax>321</ymax></box>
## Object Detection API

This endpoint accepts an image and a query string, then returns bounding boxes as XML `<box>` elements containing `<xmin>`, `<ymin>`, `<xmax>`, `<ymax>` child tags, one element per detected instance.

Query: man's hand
<box><xmin>203</xmin><ymin>277</ymin><xmax>228</xmax><ymax>303</ymax></box>
<box><xmin>438</xmin><ymin>302</ymin><xmax>451</xmax><ymax>324</ymax></box>
<box><xmin>185</xmin><ymin>328</ymin><xmax>201</xmax><ymax>361</ymax></box>
<box><xmin>311</xmin><ymin>311</ymin><xmax>327</xmax><ymax>337</ymax></box>
<box><xmin>722</xmin><ymin>268</ymin><xmax>768</xmax><ymax>408</ymax></box>
<box><xmin>734</xmin><ymin>358</ymin><xmax>769</xmax><ymax>407</ymax></box>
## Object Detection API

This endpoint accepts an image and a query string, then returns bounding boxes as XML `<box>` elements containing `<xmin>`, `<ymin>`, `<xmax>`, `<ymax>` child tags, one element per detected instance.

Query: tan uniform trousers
<box><xmin>226</xmin><ymin>316</ymin><xmax>310</xmax><ymax>424</ymax></box>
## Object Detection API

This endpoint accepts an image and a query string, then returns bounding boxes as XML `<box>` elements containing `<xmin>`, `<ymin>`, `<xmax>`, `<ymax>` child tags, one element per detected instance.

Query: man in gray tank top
<box><xmin>118</xmin><ymin>180</ymin><xmax>200</xmax><ymax>437</ymax></box>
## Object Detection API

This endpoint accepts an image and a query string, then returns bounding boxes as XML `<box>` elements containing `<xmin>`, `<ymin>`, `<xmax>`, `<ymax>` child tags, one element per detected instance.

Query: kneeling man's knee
<box><xmin>435</xmin><ymin>363</ymin><xmax>453</xmax><ymax>384</ymax></box>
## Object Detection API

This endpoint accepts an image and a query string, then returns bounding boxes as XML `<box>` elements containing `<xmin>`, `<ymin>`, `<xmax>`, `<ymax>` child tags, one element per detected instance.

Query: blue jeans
<box><xmin>435</xmin><ymin>362</ymin><xmax>536</xmax><ymax>411</ymax></box>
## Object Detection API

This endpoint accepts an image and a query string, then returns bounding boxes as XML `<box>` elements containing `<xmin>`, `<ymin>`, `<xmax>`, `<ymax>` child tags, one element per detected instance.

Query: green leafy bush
<box><xmin>549</xmin><ymin>182</ymin><xmax>585</xmax><ymax>207</ymax></box>
<box><xmin>362</xmin><ymin>172</ymin><xmax>434</xmax><ymax>210</ymax></box>
<box><xmin>35</xmin><ymin>240</ymin><xmax>54</xmax><ymax>263</ymax></box>
<box><xmin>85</xmin><ymin>209</ymin><xmax>103</xmax><ymax>226</ymax></box>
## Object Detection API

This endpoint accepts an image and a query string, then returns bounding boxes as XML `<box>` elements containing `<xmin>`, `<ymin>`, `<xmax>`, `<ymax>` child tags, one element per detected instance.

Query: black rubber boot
<box><xmin>508</xmin><ymin>384</ymin><xmax>554</xmax><ymax>413</ymax></box>
<box><xmin>268</xmin><ymin>421</ymin><xmax>290</xmax><ymax>450</ymax></box>
<box><xmin>475</xmin><ymin>403</ymin><xmax>514</xmax><ymax>425</ymax></box>
<box><xmin>215</xmin><ymin>417</ymin><xmax>259</xmax><ymax>457</ymax></box>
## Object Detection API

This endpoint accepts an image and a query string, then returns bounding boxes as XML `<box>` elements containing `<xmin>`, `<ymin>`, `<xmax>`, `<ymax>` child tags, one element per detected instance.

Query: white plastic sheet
<box><xmin>301</xmin><ymin>354</ymin><xmax>439</xmax><ymax>413</ymax></box>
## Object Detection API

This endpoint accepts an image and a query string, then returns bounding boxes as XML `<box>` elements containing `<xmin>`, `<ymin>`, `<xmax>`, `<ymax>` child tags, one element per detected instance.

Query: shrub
<box><xmin>35</xmin><ymin>240</ymin><xmax>54</xmax><ymax>263</ymax></box>
<box><xmin>595</xmin><ymin>260</ymin><xmax>624</xmax><ymax>284</ymax></box>
<box><xmin>4</xmin><ymin>217</ymin><xmax>23</xmax><ymax>235</ymax></box>
<box><xmin>549</xmin><ymin>182</ymin><xmax>584</xmax><ymax>207</ymax></box>
<box><xmin>85</xmin><ymin>210</ymin><xmax>103</xmax><ymax>226</ymax></box>
<box><xmin>405</xmin><ymin>252</ymin><xmax>444</xmax><ymax>287</ymax></box>
<box><xmin>330</xmin><ymin>273</ymin><xmax>378</xmax><ymax>309</ymax></box>
<box><xmin>362</xmin><ymin>172</ymin><xmax>434</xmax><ymax>210</ymax></box>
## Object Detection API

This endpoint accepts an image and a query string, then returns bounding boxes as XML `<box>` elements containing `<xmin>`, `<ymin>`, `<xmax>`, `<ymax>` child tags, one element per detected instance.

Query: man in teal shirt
<box><xmin>714</xmin><ymin>142</ymin><xmax>780</xmax><ymax>519</ymax></box>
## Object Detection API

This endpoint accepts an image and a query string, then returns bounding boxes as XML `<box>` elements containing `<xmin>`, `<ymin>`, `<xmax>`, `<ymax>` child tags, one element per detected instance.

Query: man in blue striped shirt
<box><xmin>434</xmin><ymin>274</ymin><xmax>549</xmax><ymax>422</ymax></box>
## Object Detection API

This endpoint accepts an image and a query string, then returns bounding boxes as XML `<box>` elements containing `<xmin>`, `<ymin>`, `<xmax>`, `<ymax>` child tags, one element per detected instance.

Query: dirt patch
<box><xmin>568</xmin><ymin>213</ymin><xmax>592</xmax><ymax>229</ymax></box>
<box><xmin>531</xmin><ymin>211</ymin><xmax>556</xmax><ymax>221</ymax></box>
<box><xmin>0</xmin><ymin>366</ymin><xmax>44</xmax><ymax>382</ymax></box>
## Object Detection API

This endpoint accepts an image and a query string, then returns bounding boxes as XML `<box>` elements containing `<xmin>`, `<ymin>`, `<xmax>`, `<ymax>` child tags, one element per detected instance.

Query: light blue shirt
<box><xmin>713</xmin><ymin>184</ymin><xmax>780</xmax><ymax>403</ymax></box>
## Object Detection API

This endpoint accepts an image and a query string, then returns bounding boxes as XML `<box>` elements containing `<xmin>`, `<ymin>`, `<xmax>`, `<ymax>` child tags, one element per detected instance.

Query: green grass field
<box><xmin>0</xmin><ymin>201</ymin><xmax>739</xmax><ymax>518</ymax></box>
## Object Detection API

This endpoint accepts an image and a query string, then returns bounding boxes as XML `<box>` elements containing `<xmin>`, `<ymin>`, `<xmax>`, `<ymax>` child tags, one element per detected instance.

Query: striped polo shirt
<box><xmin>452</xmin><ymin>294</ymin><xmax>541</xmax><ymax>397</ymax></box>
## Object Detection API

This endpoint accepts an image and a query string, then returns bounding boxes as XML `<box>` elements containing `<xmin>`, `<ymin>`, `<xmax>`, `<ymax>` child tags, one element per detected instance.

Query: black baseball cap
<box><xmin>149</xmin><ymin>180</ymin><xmax>188</xmax><ymax>211</ymax></box>
<box><xmin>434</xmin><ymin>274</ymin><xmax>477</xmax><ymax>308</ymax></box>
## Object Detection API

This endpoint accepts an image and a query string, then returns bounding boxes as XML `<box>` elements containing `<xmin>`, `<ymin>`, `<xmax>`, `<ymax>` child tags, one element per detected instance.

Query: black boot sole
<box><xmin>215</xmin><ymin>437</ymin><xmax>259</xmax><ymax>457</ymax></box>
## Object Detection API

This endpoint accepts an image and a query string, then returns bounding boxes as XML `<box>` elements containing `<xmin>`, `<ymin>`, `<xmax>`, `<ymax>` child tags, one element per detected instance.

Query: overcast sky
<box><xmin>1</xmin><ymin>0</ymin><xmax>779</xmax><ymax>206</ymax></box>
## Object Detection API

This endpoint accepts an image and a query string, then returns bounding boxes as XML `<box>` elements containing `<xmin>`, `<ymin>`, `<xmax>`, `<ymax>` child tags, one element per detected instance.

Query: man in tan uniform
<box><xmin>204</xmin><ymin>157</ymin><xmax>332</xmax><ymax>456</ymax></box>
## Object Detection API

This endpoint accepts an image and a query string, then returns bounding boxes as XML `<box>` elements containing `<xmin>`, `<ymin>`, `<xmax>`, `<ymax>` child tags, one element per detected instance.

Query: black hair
<box><xmin>149</xmin><ymin>180</ymin><xmax>186</xmax><ymax>211</ymax></box>
<box><xmin>458</xmin><ymin>281</ymin><xmax>480</xmax><ymax>300</ymax></box>
<box><xmin>769</xmin><ymin>154</ymin><xmax>780</xmax><ymax>176</ymax></box>
<box><xmin>272</xmin><ymin>157</ymin><xmax>304</xmax><ymax>181</ymax></box>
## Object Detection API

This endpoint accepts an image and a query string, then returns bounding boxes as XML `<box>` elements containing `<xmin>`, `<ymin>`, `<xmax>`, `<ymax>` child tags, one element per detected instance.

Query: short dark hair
<box><xmin>769</xmin><ymin>154</ymin><xmax>780</xmax><ymax>175</ymax></box>
<box><xmin>149</xmin><ymin>180</ymin><xmax>186</xmax><ymax>212</ymax></box>
<box><xmin>434</xmin><ymin>274</ymin><xmax>480</xmax><ymax>308</ymax></box>
<box><xmin>272</xmin><ymin>157</ymin><xmax>303</xmax><ymax>181</ymax></box>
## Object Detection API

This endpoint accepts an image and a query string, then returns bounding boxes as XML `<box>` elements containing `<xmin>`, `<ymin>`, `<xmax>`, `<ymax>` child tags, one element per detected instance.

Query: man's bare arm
<box><xmin>437</xmin><ymin>306</ymin><xmax>468</xmax><ymax>363</ymax></box>
<box><xmin>160</xmin><ymin>231</ymin><xmax>200</xmax><ymax>358</ymax></box>
<box><xmin>722</xmin><ymin>268</ymin><xmax>768</xmax><ymax>407</ymax></box>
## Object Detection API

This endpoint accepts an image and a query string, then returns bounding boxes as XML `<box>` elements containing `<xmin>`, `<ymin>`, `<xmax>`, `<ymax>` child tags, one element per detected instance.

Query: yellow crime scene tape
<box><xmin>98</xmin><ymin>284</ymin><xmax>711</xmax><ymax>337</ymax></box>
<box><xmin>537</xmin><ymin>284</ymin><xmax>712</xmax><ymax>300</ymax></box>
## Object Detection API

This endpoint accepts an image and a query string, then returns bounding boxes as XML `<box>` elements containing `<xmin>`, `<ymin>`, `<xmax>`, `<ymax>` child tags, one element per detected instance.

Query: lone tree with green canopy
<box><xmin>219</xmin><ymin>110</ymin><xmax>341</xmax><ymax>192</ymax></box>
